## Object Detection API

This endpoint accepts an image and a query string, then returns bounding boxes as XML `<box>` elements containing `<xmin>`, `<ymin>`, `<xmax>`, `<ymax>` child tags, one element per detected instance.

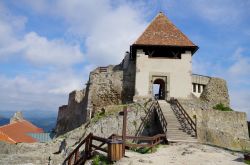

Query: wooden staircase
<box><xmin>157</xmin><ymin>100</ymin><xmax>197</xmax><ymax>142</ymax></box>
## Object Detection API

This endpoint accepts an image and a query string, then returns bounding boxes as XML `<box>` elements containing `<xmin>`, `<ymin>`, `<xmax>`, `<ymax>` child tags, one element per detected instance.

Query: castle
<box><xmin>55</xmin><ymin>13</ymin><xmax>249</xmax><ymax>151</ymax></box>
<box><xmin>55</xmin><ymin>12</ymin><xmax>223</xmax><ymax>135</ymax></box>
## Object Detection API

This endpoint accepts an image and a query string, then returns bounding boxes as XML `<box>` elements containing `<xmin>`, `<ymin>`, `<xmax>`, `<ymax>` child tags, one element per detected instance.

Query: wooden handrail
<box><xmin>135</xmin><ymin>101</ymin><xmax>155</xmax><ymax>137</ymax></box>
<box><xmin>113</xmin><ymin>134</ymin><xmax>166</xmax><ymax>141</ymax></box>
<box><xmin>64</xmin><ymin>133</ymin><xmax>121</xmax><ymax>165</ymax></box>
<box><xmin>154</xmin><ymin>99</ymin><xmax>168</xmax><ymax>134</ymax></box>
<box><xmin>112</xmin><ymin>133</ymin><xmax>166</xmax><ymax>149</ymax></box>
<box><xmin>170</xmin><ymin>98</ymin><xmax>197</xmax><ymax>137</ymax></box>
<box><xmin>64</xmin><ymin>133</ymin><xmax>93</xmax><ymax>165</ymax></box>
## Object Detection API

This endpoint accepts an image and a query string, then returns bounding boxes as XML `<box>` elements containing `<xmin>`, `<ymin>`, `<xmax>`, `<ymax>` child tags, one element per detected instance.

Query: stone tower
<box><xmin>130</xmin><ymin>12</ymin><xmax>198</xmax><ymax>101</ymax></box>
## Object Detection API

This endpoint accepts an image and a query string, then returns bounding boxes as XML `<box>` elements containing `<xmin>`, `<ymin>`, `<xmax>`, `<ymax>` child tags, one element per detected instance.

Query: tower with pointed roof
<box><xmin>130</xmin><ymin>12</ymin><xmax>198</xmax><ymax>100</ymax></box>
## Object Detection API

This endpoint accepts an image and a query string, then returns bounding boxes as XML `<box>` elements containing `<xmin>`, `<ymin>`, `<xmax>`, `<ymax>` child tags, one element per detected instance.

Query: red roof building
<box><xmin>0</xmin><ymin>120</ymin><xmax>44</xmax><ymax>144</ymax></box>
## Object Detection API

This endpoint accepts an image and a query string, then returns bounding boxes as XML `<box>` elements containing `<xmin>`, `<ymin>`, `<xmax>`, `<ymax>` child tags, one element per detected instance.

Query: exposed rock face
<box><xmin>0</xmin><ymin>139</ymin><xmax>65</xmax><ymax>164</ymax></box>
<box><xmin>0</xmin><ymin>101</ymin><xmax>163</xmax><ymax>164</ymax></box>
<box><xmin>200</xmin><ymin>78</ymin><xmax>230</xmax><ymax>107</ymax></box>
<box><xmin>10</xmin><ymin>111</ymin><xmax>24</xmax><ymax>124</ymax></box>
<box><xmin>55</xmin><ymin>90</ymin><xmax>86</xmax><ymax>135</ymax></box>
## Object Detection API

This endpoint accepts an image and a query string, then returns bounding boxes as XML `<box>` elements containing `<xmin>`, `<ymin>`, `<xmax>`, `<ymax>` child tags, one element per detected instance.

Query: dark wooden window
<box><xmin>198</xmin><ymin>84</ymin><xmax>201</xmax><ymax>93</ymax></box>
<box><xmin>193</xmin><ymin>83</ymin><xmax>196</xmax><ymax>92</ymax></box>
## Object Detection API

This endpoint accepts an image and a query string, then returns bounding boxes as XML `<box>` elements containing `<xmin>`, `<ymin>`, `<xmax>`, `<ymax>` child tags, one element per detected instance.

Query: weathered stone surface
<box><xmin>178</xmin><ymin>98</ymin><xmax>250</xmax><ymax>150</ymax></box>
<box><xmin>0</xmin><ymin>102</ymin><xmax>157</xmax><ymax>164</ymax></box>
<box><xmin>55</xmin><ymin>90</ymin><xmax>86</xmax><ymax>136</ymax></box>
<box><xmin>0</xmin><ymin>139</ymin><xmax>65</xmax><ymax>164</ymax></box>
<box><xmin>61</xmin><ymin>102</ymin><xmax>157</xmax><ymax>149</ymax></box>
<box><xmin>10</xmin><ymin>111</ymin><xmax>24</xmax><ymax>124</ymax></box>
<box><xmin>86</xmin><ymin>65</ymin><xmax>123</xmax><ymax>118</ymax></box>
<box><xmin>55</xmin><ymin>61</ymin><xmax>136</xmax><ymax>136</ymax></box>
<box><xmin>196</xmin><ymin>109</ymin><xmax>249</xmax><ymax>150</ymax></box>
<box><xmin>200</xmin><ymin>77</ymin><xmax>230</xmax><ymax>107</ymax></box>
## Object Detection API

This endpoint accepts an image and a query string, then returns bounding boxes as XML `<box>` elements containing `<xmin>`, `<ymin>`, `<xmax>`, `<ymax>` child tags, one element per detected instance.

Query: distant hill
<box><xmin>0</xmin><ymin>111</ymin><xmax>57</xmax><ymax>132</ymax></box>
<box><xmin>0</xmin><ymin>116</ymin><xmax>9</xmax><ymax>126</ymax></box>
<box><xmin>27</xmin><ymin>116</ymin><xmax>56</xmax><ymax>132</ymax></box>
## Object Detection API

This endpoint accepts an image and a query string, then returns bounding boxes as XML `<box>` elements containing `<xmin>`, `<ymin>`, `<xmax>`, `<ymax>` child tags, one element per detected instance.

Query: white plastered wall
<box><xmin>134</xmin><ymin>49</ymin><xmax>192</xmax><ymax>100</ymax></box>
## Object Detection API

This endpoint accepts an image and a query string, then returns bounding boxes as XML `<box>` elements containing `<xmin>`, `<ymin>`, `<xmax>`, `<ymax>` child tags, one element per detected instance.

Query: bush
<box><xmin>213</xmin><ymin>103</ymin><xmax>233</xmax><ymax>111</ymax></box>
<box><xmin>131</xmin><ymin>145</ymin><xmax>160</xmax><ymax>154</ymax></box>
<box><xmin>92</xmin><ymin>155</ymin><xmax>110</xmax><ymax>165</ymax></box>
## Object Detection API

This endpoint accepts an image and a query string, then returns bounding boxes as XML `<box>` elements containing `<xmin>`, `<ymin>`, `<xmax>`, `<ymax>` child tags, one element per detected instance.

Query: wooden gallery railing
<box><xmin>63</xmin><ymin>133</ymin><xmax>167</xmax><ymax>165</ymax></box>
<box><xmin>170</xmin><ymin>98</ymin><xmax>197</xmax><ymax>137</ymax></box>
<box><xmin>135</xmin><ymin>101</ymin><xmax>155</xmax><ymax>137</ymax></box>
<box><xmin>63</xmin><ymin>102</ymin><xmax>168</xmax><ymax>165</ymax></box>
<box><xmin>113</xmin><ymin>134</ymin><xmax>167</xmax><ymax>151</ymax></box>
<box><xmin>63</xmin><ymin>133</ymin><xmax>115</xmax><ymax>165</ymax></box>
<box><xmin>154</xmin><ymin>100</ymin><xmax>168</xmax><ymax>134</ymax></box>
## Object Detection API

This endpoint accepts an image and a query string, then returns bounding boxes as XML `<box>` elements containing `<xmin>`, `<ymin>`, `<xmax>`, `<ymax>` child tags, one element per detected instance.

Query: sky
<box><xmin>0</xmin><ymin>0</ymin><xmax>249</xmax><ymax>119</ymax></box>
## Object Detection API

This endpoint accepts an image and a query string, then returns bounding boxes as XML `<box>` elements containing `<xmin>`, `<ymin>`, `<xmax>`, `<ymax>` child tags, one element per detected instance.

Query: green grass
<box><xmin>131</xmin><ymin>145</ymin><xmax>160</xmax><ymax>154</ymax></box>
<box><xmin>92</xmin><ymin>155</ymin><xmax>111</xmax><ymax>165</ymax></box>
<box><xmin>244</xmin><ymin>160</ymin><xmax>250</xmax><ymax>164</ymax></box>
<box><xmin>213</xmin><ymin>103</ymin><xmax>233</xmax><ymax>111</ymax></box>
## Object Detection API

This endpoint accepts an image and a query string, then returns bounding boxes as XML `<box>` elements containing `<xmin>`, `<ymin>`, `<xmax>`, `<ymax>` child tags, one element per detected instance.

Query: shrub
<box><xmin>213</xmin><ymin>103</ymin><xmax>233</xmax><ymax>111</ymax></box>
<box><xmin>131</xmin><ymin>145</ymin><xmax>160</xmax><ymax>154</ymax></box>
<box><xmin>92</xmin><ymin>155</ymin><xmax>110</xmax><ymax>165</ymax></box>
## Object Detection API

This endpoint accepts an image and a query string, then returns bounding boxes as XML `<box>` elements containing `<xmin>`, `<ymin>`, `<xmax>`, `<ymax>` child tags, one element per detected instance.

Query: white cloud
<box><xmin>51</xmin><ymin>0</ymin><xmax>147</xmax><ymax>65</ymax></box>
<box><xmin>0</xmin><ymin>67</ymin><xmax>85</xmax><ymax>112</ymax></box>
<box><xmin>229</xmin><ymin>48</ymin><xmax>250</xmax><ymax>77</ymax></box>
<box><xmin>0</xmin><ymin>31</ymin><xmax>84</xmax><ymax>66</ymax></box>
<box><xmin>85</xmin><ymin>5</ymin><xmax>146</xmax><ymax>65</ymax></box>
<box><xmin>158</xmin><ymin>0</ymin><xmax>250</xmax><ymax>25</ymax></box>
<box><xmin>230</xmin><ymin>90</ymin><xmax>250</xmax><ymax>119</ymax></box>
<box><xmin>22</xmin><ymin>32</ymin><xmax>84</xmax><ymax>66</ymax></box>
<box><xmin>0</xmin><ymin>2</ymin><xmax>84</xmax><ymax>67</ymax></box>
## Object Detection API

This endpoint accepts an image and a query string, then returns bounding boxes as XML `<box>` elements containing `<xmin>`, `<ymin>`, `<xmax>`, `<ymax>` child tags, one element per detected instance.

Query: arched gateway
<box><xmin>153</xmin><ymin>79</ymin><xmax>166</xmax><ymax>100</ymax></box>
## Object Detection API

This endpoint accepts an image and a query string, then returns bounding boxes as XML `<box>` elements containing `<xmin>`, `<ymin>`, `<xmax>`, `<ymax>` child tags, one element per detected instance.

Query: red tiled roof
<box><xmin>0</xmin><ymin>120</ymin><xmax>43</xmax><ymax>144</ymax></box>
<box><xmin>133</xmin><ymin>12</ymin><xmax>197</xmax><ymax>47</ymax></box>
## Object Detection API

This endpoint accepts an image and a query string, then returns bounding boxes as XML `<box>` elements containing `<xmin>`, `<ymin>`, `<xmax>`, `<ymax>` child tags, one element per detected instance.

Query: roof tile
<box><xmin>133</xmin><ymin>12</ymin><xmax>196</xmax><ymax>47</ymax></box>
<box><xmin>0</xmin><ymin>120</ymin><xmax>43</xmax><ymax>143</ymax></box>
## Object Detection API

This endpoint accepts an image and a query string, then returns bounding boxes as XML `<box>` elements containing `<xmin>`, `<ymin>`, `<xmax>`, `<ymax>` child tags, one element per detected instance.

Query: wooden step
<box><xmin>157</xmin><ymin>100</ymin><xmax>197</xmax><ymax>143</ymax></box>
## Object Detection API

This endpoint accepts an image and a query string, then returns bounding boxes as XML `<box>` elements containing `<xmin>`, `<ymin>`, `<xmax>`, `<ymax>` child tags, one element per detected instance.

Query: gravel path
<box><xmin>115</xmin><ymin>142</ymin><xmax>245</xmax><ymax>165</ymax></box>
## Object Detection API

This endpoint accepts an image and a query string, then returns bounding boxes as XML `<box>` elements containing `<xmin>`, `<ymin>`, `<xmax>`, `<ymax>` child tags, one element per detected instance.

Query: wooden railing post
<box><xmin>194</xmin><ymin>115</ymin><xmax>197</xmax><ymax>137</ymax></box>
<box><xmin>68</xmin><ymin>155</ymin><xmax>72</xmax><ymax>165</ymax></box>
<box><xmin>122</xmin><ymin>106</ymin><xmax>127</xmax><ymax>157</ymax></box>
<box><xmin>74</xmin><ymin>149</ymin><xmax>79</xmax><ymax>163</ymax></box>
<box><xmin>85</xmin><ymin>133</ymin><xmax>92</xmax><ymax>159</ymax></box>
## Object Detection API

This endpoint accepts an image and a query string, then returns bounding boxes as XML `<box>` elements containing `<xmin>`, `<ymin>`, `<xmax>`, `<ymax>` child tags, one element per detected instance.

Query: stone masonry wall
<box><xmin>200</xmin><ymin>77</ymin><xmax>230</xmax><ymax>107</ymax></box>
<box><xmin>196</xmin><ymin>109</ymin><xmax>249</xmax><ymax>150</ymax></box>
<box><xmin>85</xmin><ymin>65</ymin><xmax>123</xmax><ymax>118</ymax></box>
<box><xmin>122</xmin><ymin>54</ymin><xmax>136</xmax><ymax>103</ymax></box>
<box><xmin>55</xmin><ymin>59</ymin><xmax>136</xmax><ymax>136</ymax></box>
<box><xmin>55</xmin><ymin>90</ymin><xmax>86</xmax><ymax>136</ymax></box>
